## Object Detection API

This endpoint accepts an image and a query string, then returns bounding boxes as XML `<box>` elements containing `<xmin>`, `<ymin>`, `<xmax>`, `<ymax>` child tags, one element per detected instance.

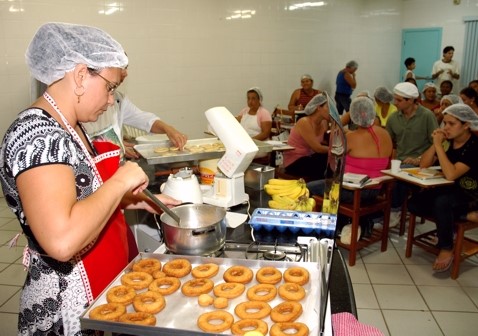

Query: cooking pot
<box><xmin>159</xmin><ymin>204</ymin><xmax>227</xmax><ymax>255</ymax></box>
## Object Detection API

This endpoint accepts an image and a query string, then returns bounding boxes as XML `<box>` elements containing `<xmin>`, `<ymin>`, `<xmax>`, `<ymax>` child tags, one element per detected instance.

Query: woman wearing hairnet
<box><xmin>407</xmin><ymin>104</ymin><xmax>478</xmax><ymax>273</ymax></box>
<box><xmin>287</xmin><ymin>74</ymin><xmax>322</xmax><ymax>114</ymax></box>
<box><xmin>0</xmin><ymin>23</ymin><xmax>179</xmax><ymax>334</ymax></box>
<box><xmin>374</xmin><ymin>86</ymin><xmax>397</xmax><ymax>127</ymax></box>
<box><xmin>434</xmin><ymin>94</ymin><xmax>462</xmax><ymax>124</ymax></box>
<box><xmin>282</xmin><ymin>93</ymin><xmax>330</xmax><ymax>179</ymax></box>
<box><xmin>420</xmin><ymin>82</ymin><xmax>441</xmax><ymax>113</ymax></box>
<box><xmin>236</xmin><ymin>87</ymin><xmax>272</xmax><ymax>141</ymax></box>
<box><xmin>307</xmin><ymin>96</ymin><xmax>392</xmax><ymax>236</ymax></box>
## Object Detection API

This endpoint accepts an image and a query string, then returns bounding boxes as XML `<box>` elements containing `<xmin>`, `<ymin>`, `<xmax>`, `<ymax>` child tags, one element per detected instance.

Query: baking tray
<box><xmin>80</xmin><ymin>252</ymin><xmax>323</xmax><ymax>335</ymax></box>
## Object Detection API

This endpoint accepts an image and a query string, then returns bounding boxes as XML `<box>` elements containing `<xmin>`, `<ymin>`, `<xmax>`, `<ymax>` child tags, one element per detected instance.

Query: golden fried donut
<box><xmin>132</xmin><ymin>258</ymin><xmax>161</xmax><ymax>275</ymax></box>
<box><xmin>213</xmin><ymin>282</ymin><xmax>245</xmax><ymax>299</ymax></box>
<box><xmin>197</xmin><ymin>310</ymin><xmax>234</xmax><ymax>333</ymax></box>
<box><xmin>278</xmin><ymin>283</ymin><xmax>306</xmax><ymax>301</ymax></box>
<box><xmin>154</xmin><ymin>147</ymin><xmax>169</xmax><ymax>153</ymax></box>
<box><xmin>192</xmin><ymin>263</ymin><xmax>220</xmax><ymax>279</ymax></box>
<box><xmin>246</xmin><ymin>283</ymin><xmax>277</xmax><ymax>302</ymax></box>
<box><xmin>162</xmin><ymin>258</ymin><xmax>192</xmax><ymax>278</ymax></box>
<box><xmin>283</xmin><ymin>266</ymin><xmax>310</xmax><ymax>286</ymax></box>
<box><xmin>152</xmin><ymin>270</ymin><xmax>166</xmax><ymax>279</ymax></box>
<box><xmin>234</xmin><ymin>301</ymin><xmax>271</xmax><ymax>320</ymax></box>
<box><xmin>121</xmin><ymin>271</ymin><xmax>153</xmax><ymax>290</ymax></box>
<box><xmin>198</xmin><ymin>294</ymin><xmax>214</xmax><ymax>307</ymax></box>
<box><xmin>118</xmin><ymin>312</ymin><xmax>157</xmax><ymax>326</ymax></box>
<box><xmin>148</xmin><ymin>277</ymin><xmax>181</xmax><ymax>296</ymax></box>
<box><xmin>133</xmin><ymin>291</ymin><xmax>166</xmax><ymax>314</ymax></box>
<box><xmin>214</xmin><ymin>297</ymin><xmax>229</xmax><ymax>309</ymax></box>
<box><xmin>89</xmin><ymin>303</ymin><xmax>126</xmax><ymax>321</ymax></box>
<box><xmin>223</xmin><ymin>265</ymin><xmax>253</xmax><ymax>284</ymax></box>
<box><xmin>256</xmin><ymin>266</ymin><xmax>282</xmax><ymax>285</ymax></box>
<box><xmin>270</xmin><ymin>301</ymin><xmax>303</xmax><ymax>323</ymax></box>
<box><xmin>270</xmin><ymin>322</ymin><xmax>309</xmax><ymax>336</ymax></box>
<box><xmin>181</xmin><ymin>278</ymin><xmax>214</xmax><ymax>297</ymax></box>
<box><xmin>231</xmin><ymin>319</ymin><xmax>269</xmax><ymax>336</ymax></box>
<box><xmin>106</xmin><ymin>285</ymin><xmax>136</xmax><ymax>305</ymax></box>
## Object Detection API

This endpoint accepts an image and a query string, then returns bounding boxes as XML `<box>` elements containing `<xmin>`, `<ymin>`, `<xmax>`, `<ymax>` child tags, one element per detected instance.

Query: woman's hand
<box><xmin>431</xmin><ymin>129</ymin><xmax>446</xmax><ymax>146</ymax></box>
<box><xmin>114</xmin><ymin>161</ymin><xmax>149</xmax><ymax>195</ymax></box>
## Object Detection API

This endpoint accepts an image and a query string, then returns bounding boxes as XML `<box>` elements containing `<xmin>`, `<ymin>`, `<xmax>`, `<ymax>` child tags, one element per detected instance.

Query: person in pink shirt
<box><xmin>236</xmin><ymin>87</ymin><xmax>272</xmax><ymax>141</ymax></box>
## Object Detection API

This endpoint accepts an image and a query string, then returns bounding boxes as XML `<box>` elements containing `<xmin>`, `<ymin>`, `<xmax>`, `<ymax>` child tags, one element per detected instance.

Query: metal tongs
<box><xmin>143</xmin><ymin>189</ymin><xmax>181</xmax><ymax>227</ymax></box>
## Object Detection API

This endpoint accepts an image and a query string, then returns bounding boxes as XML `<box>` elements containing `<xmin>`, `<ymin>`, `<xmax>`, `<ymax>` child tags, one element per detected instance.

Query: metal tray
<box><xmin>80</xmin><ymin>253</ymin><xmax>323</xmax><ymax>335</ymax></box>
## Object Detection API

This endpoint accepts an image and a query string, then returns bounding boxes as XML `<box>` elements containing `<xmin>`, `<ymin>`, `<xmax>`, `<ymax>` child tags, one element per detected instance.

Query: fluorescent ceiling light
<box><xmin>226</xmin><ymin>9</ymin><xmax>256</xmax><ymax>20</ymax></box>
<box><xmin>287</xmin><ymin>2</ymin><xmax>326</xmax><ymax>11</ymax></box>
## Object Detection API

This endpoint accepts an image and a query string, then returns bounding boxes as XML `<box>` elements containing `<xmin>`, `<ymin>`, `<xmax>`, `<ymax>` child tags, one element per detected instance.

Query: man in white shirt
<box><xmin>432</xmin><ymin>46</ymin><xmax>460</xmax><ymax>89</ymax></box>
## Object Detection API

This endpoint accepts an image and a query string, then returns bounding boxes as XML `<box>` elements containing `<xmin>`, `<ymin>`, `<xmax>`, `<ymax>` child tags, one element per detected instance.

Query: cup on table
<box><xmin>391</xmin><ymin>159</ymin><xmax>401</xmax><ymax>173</ymax></box>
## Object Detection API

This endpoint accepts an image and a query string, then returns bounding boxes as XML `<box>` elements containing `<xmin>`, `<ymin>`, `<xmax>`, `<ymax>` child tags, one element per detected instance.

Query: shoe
<box><xmin>433</xmin><ymin>253</ymin><xmax>454</xmax><ymax>273</ymax></box>
<box><xmin>389</xmin><ymin>211</ymin><xmax>401</xmax><ymax>228</ymax></box>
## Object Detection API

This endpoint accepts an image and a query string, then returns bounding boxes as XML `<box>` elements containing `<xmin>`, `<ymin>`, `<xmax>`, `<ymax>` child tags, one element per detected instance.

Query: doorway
<box><xmin>400</xmin><ymin>28</ymin><xmax>442</xmax><ymax>92</ymax></box>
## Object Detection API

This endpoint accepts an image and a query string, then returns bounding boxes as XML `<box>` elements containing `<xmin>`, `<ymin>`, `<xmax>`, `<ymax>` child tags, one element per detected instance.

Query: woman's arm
<box><xmin>432</xmin><ymin>129</ymin><xmax>470</xmax><ymax>180</ymax></box>
<box><xmin>288</xmin><ymin>89</ymin><xmax>300</xmax><ymax>114</ymax></box>
<box><xmin>253</xmin><ymin>120</ymin><xmax>272</xmax><ymax>141</ymax></box>
<box><xmin>344</xmin><ymin>72</ymin><xmax>357</xmax><ymax>89</ymax></box>
<box><xmin>17</xmin><ymin>161</ymin><xmax>148</xmax><ymax>262</ymax></box>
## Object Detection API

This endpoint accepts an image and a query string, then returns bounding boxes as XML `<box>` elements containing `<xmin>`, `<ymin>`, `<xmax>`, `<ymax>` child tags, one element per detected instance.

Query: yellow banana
<box><xmin>264</xmin><ymin>183</ymin><xmax>299</xmax><ymax>196</ymax></box>
<box><xmin>267</xmin><ymin>178</ymin><xmax>299</xmax><ymax>186</ymax></box>
<box><xmin>268</xmin><ymin>200</ymin><xmax>296</xmax><ymax>210</ymax></box>
<box><xmin>307</xmin><ymin>197</ymin><xmax>316</xmax><ymax>211</ymax></box>
<box><xmin>272</xmin><ymin>194</ymin><xmax>297</xmax><ymax>205</ymax></box>
<box><xmin>286</xmin><ymin>185</ymin><xmax>306</xmax><ymax>200</ymax></box>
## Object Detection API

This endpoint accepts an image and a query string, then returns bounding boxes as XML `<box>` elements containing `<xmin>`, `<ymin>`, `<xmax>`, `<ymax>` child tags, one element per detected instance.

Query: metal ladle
<box><xmin>143</xmin><ymin>189</ymin><xmax>181</xmax><ymax>227</ymax></box>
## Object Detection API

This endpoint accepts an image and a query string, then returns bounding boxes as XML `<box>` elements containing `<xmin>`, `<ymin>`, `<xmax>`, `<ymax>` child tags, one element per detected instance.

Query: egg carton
<box><xmin>248</xmin><ymin>208</ymin><xmax>337</xmax><ymax>237</ymax></box>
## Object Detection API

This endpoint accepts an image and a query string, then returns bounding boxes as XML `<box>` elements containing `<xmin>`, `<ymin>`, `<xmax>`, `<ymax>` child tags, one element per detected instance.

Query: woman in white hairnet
<box><xmin>408</xmin><ymin>104</ymin><xmax>478</xmax><ymax>273</ymax></box>
<box><xmin>0</xmin><ymin>23</ymin><xmax>179</xmax><ymax>335</ymax></box>
<box><xmin>236</xmin><ymin>87</ymin><xmax>272</xmax><ymax>141</ymax></box>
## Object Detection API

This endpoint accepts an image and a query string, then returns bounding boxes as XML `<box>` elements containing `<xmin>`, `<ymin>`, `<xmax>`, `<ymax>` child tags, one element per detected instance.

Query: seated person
<box><xmin>341</xmin><ymin>91</ymin><xmax>380</xmax><ymax>129</ymax></box>
<box><xmin>236</xmin><ymin>87</ymin><xmax>272</xmax><ymax>141</ymax></box>
<box><xmin>440</xmin><ymin>80</ymin><xmax>453</xmax><ymax>97</ymax></box>
<box><xmin>434</xmin><ymin>94</ymin><xmax>462</xmax><ymax>124</ymax></box>
<box><xmin>469</xmin><ymin>80</ymin><xmax>478</xmax><ymax>94</ymax></box>
<box><xmin>283</xmin><ymin>93</ymin><xmax>330</xmax><ymax>180</ymax></box>
<box><xmin>288</xmin><ymin>74</ymin><xmax>321</xmax><ymax>115</ymax></box>
<box><xmin>459</xmin><ymin>87</ymin><xmax>478</xmax><ymax>115</ymax></box>
<box><xmin>408</xmin><ymin>104</ymin><xmax>478</xmax><ymax>272</ymax></box>
<box><xmin>374</xmin><ymin>86</ymin><xmax>397</xmax><ymax>127</ymax></box>
<box><xmin>420</xmin><ymin>82</ymin><xmax>441</xmax><ymax>112</ymax></box>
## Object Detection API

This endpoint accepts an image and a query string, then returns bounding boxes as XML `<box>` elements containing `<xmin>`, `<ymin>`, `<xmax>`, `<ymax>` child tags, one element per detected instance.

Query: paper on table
<box><xmin>226</xmin><ymin>211</ymin><xmax>248</xmax><ymax>228</ymax></box>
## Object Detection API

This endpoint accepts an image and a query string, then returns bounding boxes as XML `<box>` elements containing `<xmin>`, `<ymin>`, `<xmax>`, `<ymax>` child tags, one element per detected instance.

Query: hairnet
<box><xmin>350</xmin><ymin>96</ymin><xmax>376</xmax><ymax>127</ymax></box>
<box><xmin>374</xmin><ymin>86</ymin><xmax>393</xmax><ymax>103</ymax></box>
<box><xmin>422</xmin><ymin>82</ymin><xmax>438</xmax><ymax>93</ymax></box>
<box><xmin>356</xmin><ymin>90</ymin><xmax>373</xmax><ymax>100</ymax></box>
<box><xmin>442</xmin><ymin>103</ymin><xmax>478</xmax><ymax>131</ymax></box>
<box><xmin>346</xmin><ymin>60</ymin><xmax>358</xmax><ymax>68</ymax></box>
<box><xmin>441</xmin><ymin>94</ymin><xmax>462</xmax><ymax>105</ymax></box>
<box><xmin>26</xmin><ymin>22</ymin><xmax>128</xmax><ymax>85</ymax></box>
<box><xmin>393</xmin><ymin>82</ymin><xmax>419</xmax><ymax>98</ymax></box>
<box><xmin>301</xmin><ymin>74</ymin><xmax>313</xmax><ymax>81</ymax></box>
<box><xmin>304</xmin><ymin>93</ymin><xmax>327</xmax><ymax>115</ymax></box>
<box><xmin>248</xmin><ymin>87</ymin><xmax>263</xmax><ymax>102</ymax></box>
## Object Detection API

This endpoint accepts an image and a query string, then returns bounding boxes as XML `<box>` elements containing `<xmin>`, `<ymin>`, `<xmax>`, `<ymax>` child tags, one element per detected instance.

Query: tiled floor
<box><xmin>1</xmin><ymin>195</ymin><xmax>478</xmax><ymax>335</ymax></box>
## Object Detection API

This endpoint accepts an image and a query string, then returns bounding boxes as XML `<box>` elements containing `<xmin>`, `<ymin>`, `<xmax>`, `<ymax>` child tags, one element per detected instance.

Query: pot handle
<box><xmin>192</xmin><ymin>226</ymin><xmax>216</xmax><ymax>236</ymax></box>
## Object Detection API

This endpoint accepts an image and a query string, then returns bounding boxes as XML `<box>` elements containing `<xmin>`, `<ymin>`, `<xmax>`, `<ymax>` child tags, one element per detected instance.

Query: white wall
<box><xmin>0</xmin><ymin>0</ymin><xmax>477</xmax><ymax>139</ymax></box>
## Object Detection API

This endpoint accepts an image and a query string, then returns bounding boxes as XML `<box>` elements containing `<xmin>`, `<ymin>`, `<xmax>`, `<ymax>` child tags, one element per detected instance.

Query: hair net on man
<box><xmin>442</xmin><ymin>103</ymin><xmax>478</xmax><ymax>131</ymax></box>
<box><xmin>350</xmin><ymin>96</ymin><xmax>376</xmax><ymax>127</ymax></box>
<box><xmin>374</xmin><ymin>86</ymin><xmax>393</xmax><ymax>103</ymax></box>
<box><xmin>248</xmin><ymin>87</ymin><xmax>263</xmax><ymax>102</ymax></box>
<box><xmin>304</xmin><ymin>93</ymin><xmax>327</xmax><ymax>115</ymax></box>
<box><xmin>441</xmin><ymin>94</ymin><xmax>462</xmax><ymax>105</ymax></box>
<box><xmin>393</xmin><ymin>82</ymin><xmax>419</xmax><ymax>99</ymax></box>
<box><xmin>26</xmin><ymin>22</ymin><xmax>128</xmax><ymax>85</ymax></box>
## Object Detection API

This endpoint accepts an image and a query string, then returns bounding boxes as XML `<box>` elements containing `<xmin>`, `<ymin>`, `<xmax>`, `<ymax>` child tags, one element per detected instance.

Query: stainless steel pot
<box><xmin>159</xmin><ymin>204</ymin><xmax>227</xmax><ymax>255</ymax></box>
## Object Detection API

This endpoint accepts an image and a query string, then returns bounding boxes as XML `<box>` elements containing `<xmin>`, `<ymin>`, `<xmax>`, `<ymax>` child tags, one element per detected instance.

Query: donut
<box><xmin>106</xmin><ymin>285</ymin><xmax>136</xmax><ymax>305</ymax></box>
<box><xmin>256</xmin><ymin>266</ymin><xmax>282</xmax><ymax>285</ymax></box>
<box><xmin>148</xmin><ymin>277</ymin><xmax>181</xmax><ymax>296</ymax></box>
<box><xmin>278</xmin><ymin>283</ymin><xmax>306</xmax><ymax>301</ymax></box>
<box><xmin>197</xmin><ymin>310</ymin><xmax>234</xmax><ymax>333</ymax></box>
<box><xmin>89</xmin><ymin>303</ymin><xmax>126</xmax><ymax>321</ymax></box>
<box><xmin>270</xmin><ymin>301</ymin><xmax>303</xmax><ymax>323</ymax></box>
<box><xmin>213</xmin><ymin>282</ymin><xmax>245</xmax><ymax>299</ymax></box>
<box><xmin>198</xmin><ymin>294</ymin><xmax>214</xmax><ymax>307</ymax></box>
<box><xmin>223</xmin><ymin>265</ymin><xmax>253</xmax><ymax>284</ymax></box>
<box><xmin>234</xmin><ymin>301</ymin><xmax>271</xmax><ymax>320</ymax></box>
<box><xmin>214</xmin><ymin>297</ymin><xmax>229</xmax><ymax>309</ymax></box>
<box><xmin>162</xmin><ymin>258</ymin><xmax>192</xmax><ymax>278</ymax></box>
<box><xmin>192</xmin><ymin>263</ymin><xmax>220</xmax><ymax>279</ymax></box>
<box><xmin>181</xmin><ymin>278</ymin><xmax>214</xmax><ymax>297</ymax></box>
<box><xmin>231</xmin><ymin>319</ymin><xmax>269</xmax><ymax>336</ymax></box>
<box><xmin>246</xmin><ymin>283</ymin><xmax>277</xmax><ymax>302</ymax></box>
<box><xmin>133</xmin><ymin>291</ymin><xmax>166</xmax><ymax>314</ymax></box>
<box><xmin>132</xmin><ymin>258</ymin><xmax>161</xmax><ymax>275</ymax></box>
<box><xmin>121</xmin><ymin>271</ymin><xmax>153</xmax><ymax>290</ymax></box>
<box><xmin>152</xmin><ymin>270</ymin><xmax>167</xmax><ymax>279</ymax></box>
<box><xmin>270</xmin><ymin>322</ymin><xmax>309</xmax><ymax>336</ymax></box>
<box><xmin>118</xmin><ymin>312</ymin><xmax>157</xmax><ymax>326</ymax></box>
<box><xmin>154</xmin><ymin>147</ymin><xmax>169</xmax><ymax>153</ymax></box>
<box><xmin>283</xmin><ymin>267</ymin><xmax>310</xmax><ymax>286</ymax></box>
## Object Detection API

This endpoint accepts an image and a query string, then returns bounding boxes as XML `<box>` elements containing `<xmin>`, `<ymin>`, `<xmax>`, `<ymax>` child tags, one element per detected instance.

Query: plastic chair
<box><xmin>405</xmin><ymin>214</ymin><xmax>478</xmax><ymax>279</ymax></box>
<box><xmin>313</xmin><ymin>177</ymin><xmax>394</xmax><ymax>266</ymax></box>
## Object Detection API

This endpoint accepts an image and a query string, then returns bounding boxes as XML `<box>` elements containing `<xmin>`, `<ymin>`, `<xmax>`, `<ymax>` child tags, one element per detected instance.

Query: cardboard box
<box><xmin>244</xmin><ymin>164</ymin><xmax>275</xmax><ymax>190</ymax></box>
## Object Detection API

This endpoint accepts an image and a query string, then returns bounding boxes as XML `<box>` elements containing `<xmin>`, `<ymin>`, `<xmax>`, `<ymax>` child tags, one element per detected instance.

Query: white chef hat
<box><xmin>304</xmin><ymin>93</ymin><xmax>327</xmax><ymax>115</ymax></box>
<box><xmin>442</xmin><ymin>103</ymin><xmax>478</xmax><ymax>131</ymax></box>
<box><xmin>422</xmin><ymin>82</ymin><xmax>438</xmax><ymax>93</ymax></box>
<box><xmin>26</xmin><ymin>22</ymin><xmax>128</xmax><ymax>85</ymax></box>
<box><xmin>247</xmin><ymin>87</ymin><xmax>263</xmax><ymax>102</ymax></box>
<box><xmin>393</xmin><ymin>82</ymin><xmax>419</xmax><ymax>99</ymax></box>
<box><xmin>350</xmin><ymin>96</ymin><xmax>376</xmax><ymax>127</ymax></box>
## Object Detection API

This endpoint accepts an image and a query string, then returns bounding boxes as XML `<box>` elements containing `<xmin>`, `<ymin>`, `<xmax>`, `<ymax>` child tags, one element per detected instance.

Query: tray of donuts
<box><xmin>80</xmin><ymin>252</ymin><xmax>323</xmax><ymax>335</ymax></box>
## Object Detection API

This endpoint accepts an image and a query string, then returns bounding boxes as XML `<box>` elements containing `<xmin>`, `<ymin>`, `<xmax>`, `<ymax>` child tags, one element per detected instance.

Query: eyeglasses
<box><xmin>93</xmin><ymin>72</ymin><xmax>120</xmax><ymax>94</ymax></box>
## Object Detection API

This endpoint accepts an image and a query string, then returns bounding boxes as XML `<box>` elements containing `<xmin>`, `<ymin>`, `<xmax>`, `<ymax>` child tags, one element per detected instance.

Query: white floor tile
<box><xmin>418</xmin><ymin>286</ymin><xmax>478</xmax><ymax>312</ymax></box>
<box><xmin>366</xmin><ymin>264</ymin><xmax>414</xmax><ymax>285</ymax></box>
<box><xmin>359</xmin><ymin>245</ymin><xmax>403</xmax><ymax>264</ymax></box>
<box><xmin>0</xmin><ymin>264</ymin><xmax>26</xmax><ymax>286</ymax></box>
<box><xmin>353</xmin><ymin>284</ymin><xmax>380</xmax><ymax>309</ymax></box>
<box><xmin>382</xmin><ymin>310</ymin><xmax>443</xmax><ymax>336</ymax></box>
<box><xmin>406</xmin><ymin>264</ymin><xmax>460</xmax><ymax>286</ymax></box>
<box><xmin>374</xmin><ymin>284</ymin><xmax>428</xmax><ymax>310</ymax></box>
<box><xmin>357</xmin><ymin>309</ymin><xmax>389</xmax><ymax>336</ymax></box>
<box><xmin>0</xmin><ymin>245</ymin><xmax>23</xmax><ymax>264</ymax></box>
<box><xmin>347</xmin><ymin>262</ymin><xmax>370</xmax><ymax>284</ymax></box>
<box><xmin>0</xmin><ymin>313</ymin><xmax>18</xmax><ymax>335</ymax></box>
<box><xmin>462</xmin><ymin>287</ymin><xmax>478</xmax><ymax>308</ymax></box>
<box><xmin>456</xmin><ymin>265</ymin><xmax>478</xmax><ymax>287</ymax></box>
<box><xmin>0</xmin><ymin>290</ymin><xmax>20</xmax><ymax>314</ymax></box>
<box><xmin>433</xmin><ymin>311</ymin><xmax>478</xmax><ymax>336</ymax></box>
<box><xmin>0</xmin><ymin>285</ymin><xmax>20</xmax><ymax>308</ymax></box>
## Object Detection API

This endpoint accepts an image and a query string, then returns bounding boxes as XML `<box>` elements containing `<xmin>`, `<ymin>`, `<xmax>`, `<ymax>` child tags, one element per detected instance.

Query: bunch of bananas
<box><xmin>264</xmin><ymin>178</ymin><xmax>316</xmax><ymax>211</ymax></box>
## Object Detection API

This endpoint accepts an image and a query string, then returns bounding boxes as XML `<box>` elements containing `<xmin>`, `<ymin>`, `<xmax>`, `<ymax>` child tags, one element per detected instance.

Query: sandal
<box><xmin>432</xmin><ymin>254</ymin><xmax>454</xmax><ymax>273</ymax></box>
